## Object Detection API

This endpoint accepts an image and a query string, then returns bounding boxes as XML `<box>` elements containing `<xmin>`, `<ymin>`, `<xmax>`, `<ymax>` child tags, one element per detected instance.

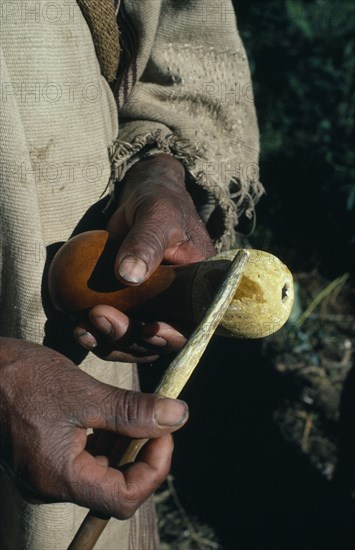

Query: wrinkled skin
<box><xmin>0</xmin><ymin>338</ymin><xmax>188</xmax><ymax>518</ymax></box>
<box><xmin>0</xmin><ymin>155</ymin><xmax>214</xmax><ymax>515</ymax></box>
<box><xmin>74</xmin><ymin>153</ymin><xmax>215</xmax><ymax>362</ymax></box>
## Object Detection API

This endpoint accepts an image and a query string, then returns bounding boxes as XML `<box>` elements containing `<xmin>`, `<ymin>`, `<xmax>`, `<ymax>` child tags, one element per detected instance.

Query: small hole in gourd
<box><xmin>282</xmin><ymin>284</ymin><xmax>289</xmax><ymax>303</ymax></box>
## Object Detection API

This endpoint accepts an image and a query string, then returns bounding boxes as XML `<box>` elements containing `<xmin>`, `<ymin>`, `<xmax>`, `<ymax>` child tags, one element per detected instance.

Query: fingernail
<box><xmin>154</xmin><ymin>398</ymin><xmax>188</xmax><ymax>427</ymax></box>
<box><xmin>118</xmin><ymin>256</ymin><xmax>148</xmax><ymax>283</ymax></box>
<box><xmin>142</xmin><ymin>335</ymin><xmax>168</xmax><ymax>348</ymax></box>
<box><xmin>90</xmin><ymin>316</ymin><xmax>113</xmax><ymax>336</ymax></box>
<box><xmin>76</xmin><ymin>331</ymin><xmax>97</xmax><ymax>350</ymax></box>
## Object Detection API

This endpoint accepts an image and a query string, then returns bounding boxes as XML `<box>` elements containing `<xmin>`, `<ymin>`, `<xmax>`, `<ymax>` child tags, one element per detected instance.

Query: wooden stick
<box><xmin>68</xmin><ymin>250</ymin><xmax>249</xmax><ymax>550</ymax></box>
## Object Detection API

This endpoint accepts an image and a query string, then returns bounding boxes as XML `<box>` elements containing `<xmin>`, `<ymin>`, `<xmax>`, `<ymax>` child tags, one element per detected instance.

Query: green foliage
<box><xmin>235</xmin><ymin>0</ymin><xmax>355</xmax><ymax>272</ymax></box>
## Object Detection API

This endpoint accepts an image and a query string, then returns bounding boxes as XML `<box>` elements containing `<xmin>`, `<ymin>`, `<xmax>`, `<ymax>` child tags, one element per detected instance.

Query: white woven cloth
<box><xmin>0</xmin><ymin>0</ymin><xmax>262</xmax><ymax>547</ymax></box>
<box><xmin>0</xmin><ymin>1</ymin><xmax>154</xmax><ymax>548</ymax></box>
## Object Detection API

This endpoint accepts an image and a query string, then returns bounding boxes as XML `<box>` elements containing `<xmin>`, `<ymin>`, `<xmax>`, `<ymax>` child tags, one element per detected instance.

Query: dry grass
<box><xmin>156</xmin><ymin>476</ymin><xmax>222</xmax><ymax>550</ymax></box>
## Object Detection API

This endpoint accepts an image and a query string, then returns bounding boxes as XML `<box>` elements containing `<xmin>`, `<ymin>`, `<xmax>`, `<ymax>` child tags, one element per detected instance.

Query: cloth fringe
<box><xmin>108</xmin><ymin>130</ymin><xmax>264</xmax><ymax>251</ymax></box>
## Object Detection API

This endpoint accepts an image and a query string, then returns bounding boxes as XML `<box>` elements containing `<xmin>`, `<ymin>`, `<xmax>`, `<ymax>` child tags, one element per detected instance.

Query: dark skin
<box><xmin>0</xmin><ymin>154</ymin><xmax>215</xmax><ymax>518</ymax></box>
<box><xmin>0</xmin><ymin>338</ymin><xmax>187</xmax><ymax>519</ymax></box>
<box><xmin>74</xmin><ymin>153</ymin><xmax>215</xmax><ymax>362</ymax></box>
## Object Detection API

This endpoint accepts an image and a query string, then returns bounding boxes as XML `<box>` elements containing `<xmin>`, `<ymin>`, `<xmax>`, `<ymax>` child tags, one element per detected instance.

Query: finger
<box><xmin>88</xmin><ymin>307</ymin><xmax>187</xmax><ymax>353</ymax></box>
<box><xmin>68</xmin><ymin>435</ymin><xmax>173</xmax><ymax>519</ymax></box>
<box><xmin>141</xmin><ymin>322</ymin><xmax>187</xmax><ymax>352</ymax></box>
<box><xmin>114</xmin><ymin>201</ymin><xmax>182</xmax><ymax>285</ymax></box>
<box><xmin>164</xmin><ymin>218</ymin><xmax>216</xmax><ymax>265</ymax></box>
<box><xmin>73</xmin><ymin>324</ymin><xmax>98</xmax><ymax>351</ymax></box>
<box><xmin>168</xmin><ymin>233</ymin><xmax>216</xmax><ymax>264</ymax></box>
<box><xmin>73</xmin><ymin>384</ymin><xmax>189</xmax><ymax>439</ymax></box>
<box><xmin>92</xmin><ymin>347</ymin><xmax>160</xmax><ymax>364</ymax></box>
<box><xmin>87</xmin><ymin>305</ymin><xmax>172</xmax><ymax>361</ymax></box>
<box><xmin>74</xmin><ymin>308</ymin><xmax>157</xmax><ymax>361</ymax></box>
<box><xmin>74</xmin><ymin>321</ymin><xmax>160</xmax><ymax>363</ymax></box>
<box><xmin>88</xmin><ymin>305</ymin><xmax>131</xmax><ymax>342</ymax></box>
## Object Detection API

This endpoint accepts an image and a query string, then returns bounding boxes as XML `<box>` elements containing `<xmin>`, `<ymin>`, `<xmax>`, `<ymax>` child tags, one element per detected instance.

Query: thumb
<box><xmin>75</xmin><ymin>384</ymin><xmax>189</xmax><ymax>439</ymax></box>
<box><xmin>113</xmin><ymin>204</ymin><xmax>182</xmax><ymax>285</ymax></box>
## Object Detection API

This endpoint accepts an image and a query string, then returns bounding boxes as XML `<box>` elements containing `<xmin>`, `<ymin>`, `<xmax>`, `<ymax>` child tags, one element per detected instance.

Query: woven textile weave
<box><xmin>76</xmin><ymin>0</ymin><xmax>120</xmax><ymax>81</ymax></box>
<box><xmin>0</xmin><ymin>0</ymin><xmax>262</xmax><ymax>547</ymax></box>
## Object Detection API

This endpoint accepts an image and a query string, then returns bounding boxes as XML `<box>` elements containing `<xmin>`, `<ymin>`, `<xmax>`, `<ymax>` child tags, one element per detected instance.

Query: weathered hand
<box><xmin>74</xmin><ymin>154</ymin><xmax>215</xmax><ymax>362</ymax></box>
<box><xmin>0</xmin><ymin>338</ymin><xmax>188</xmax><ymax>518</ymax></box>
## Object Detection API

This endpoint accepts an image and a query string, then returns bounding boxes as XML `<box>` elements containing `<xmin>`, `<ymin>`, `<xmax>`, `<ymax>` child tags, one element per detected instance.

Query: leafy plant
<box><xmin>235</xmin><ymin>0</ymin><xmax>355</xmax><ymax>272</ymax></box>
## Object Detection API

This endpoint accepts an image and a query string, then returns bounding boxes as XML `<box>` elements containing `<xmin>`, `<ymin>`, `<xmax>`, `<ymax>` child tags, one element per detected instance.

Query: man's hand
<box><xmin>74</xmin><ymin>154</ymin><xmax>215</xmax><ymax>362</ymax></box>
<box><xmin>0</xmin><ymin>338</ymin><xmax>188</xmax><ymax>518</ymax></box>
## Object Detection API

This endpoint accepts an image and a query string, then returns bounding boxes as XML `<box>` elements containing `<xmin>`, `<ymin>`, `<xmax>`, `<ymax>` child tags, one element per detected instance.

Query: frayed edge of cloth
<box><xmin>107</xmin><ymin>130</ymin><xmax>264</xmax><ymax>251</ymax></box>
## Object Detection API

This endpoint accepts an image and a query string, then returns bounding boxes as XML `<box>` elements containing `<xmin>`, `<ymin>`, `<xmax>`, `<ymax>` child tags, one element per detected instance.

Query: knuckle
<box><xmin>116</xmin><ymin>390</ymin><xmax>144</xmax><ymax>427</ymax></box>
<box><xmin>117</xmin><ymin>482</ymin><xmax>141</xmax><ymax>519</ymax></box>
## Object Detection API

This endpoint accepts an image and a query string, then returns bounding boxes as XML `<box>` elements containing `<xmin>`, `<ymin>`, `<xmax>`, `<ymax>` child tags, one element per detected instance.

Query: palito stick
<box><xmin>68</xmin><ymin>250</ymin><xmax>249</xmax><ymax>550</ymax></box>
